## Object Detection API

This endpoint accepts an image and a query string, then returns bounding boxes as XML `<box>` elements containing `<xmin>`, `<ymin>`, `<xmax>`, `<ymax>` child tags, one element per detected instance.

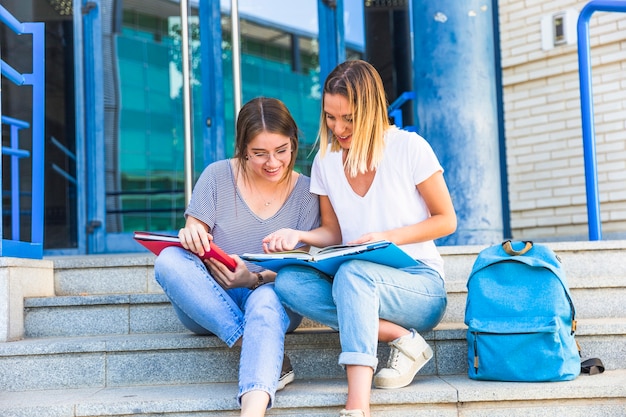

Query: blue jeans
<box><xmin>274</xmin><ymin>259</ymin><xmax>447</xmax><ymax>370</ymax></box>
<box><xmin>154</xmin><ymin>246</ymin><xmax>301</xmax><ymax>408</ymax></box>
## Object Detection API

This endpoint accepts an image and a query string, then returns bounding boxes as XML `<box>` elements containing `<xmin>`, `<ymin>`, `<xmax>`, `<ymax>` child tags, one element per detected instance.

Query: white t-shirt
<box><xmin>310</xmin><ymin>127</ymin><xmax>445</xmax><ymax>278</ymax></box>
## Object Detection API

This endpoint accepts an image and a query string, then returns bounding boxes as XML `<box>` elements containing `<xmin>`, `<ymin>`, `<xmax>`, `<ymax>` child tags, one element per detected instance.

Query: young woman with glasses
<box><xmin>153</xmin><ymin>97</ymin><xmax>320</xmax><ymax>417</ymax></box>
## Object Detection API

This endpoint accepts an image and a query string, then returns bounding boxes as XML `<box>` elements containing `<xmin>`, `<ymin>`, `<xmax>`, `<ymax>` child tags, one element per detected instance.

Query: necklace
<box><xmin>250</xmin><ymin>179</ymin><xmax>282</xmax><ymax>207</ymax></box>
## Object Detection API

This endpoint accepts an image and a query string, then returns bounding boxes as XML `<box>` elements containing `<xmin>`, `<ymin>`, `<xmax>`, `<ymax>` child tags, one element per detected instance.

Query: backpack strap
<box><xmin>502</xmin><ymin>240</ymin><xmax>533</xmax><ymax>256</ymax></box>
<box><xmin>581</xmin><ymin>358</ymin><xmax>605</xmax><ymax>375</ymax></box>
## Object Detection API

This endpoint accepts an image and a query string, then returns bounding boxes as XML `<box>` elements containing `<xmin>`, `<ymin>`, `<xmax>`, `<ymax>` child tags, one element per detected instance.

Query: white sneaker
<box><xmin>339</xmin><ymin>409</ymin><xmax>365</xmax><ymax>417</ymax></box>
<box><xmin>373</xmin><ymin>329</ymin><xmax>433</xmax><ymax>389</ymax></box>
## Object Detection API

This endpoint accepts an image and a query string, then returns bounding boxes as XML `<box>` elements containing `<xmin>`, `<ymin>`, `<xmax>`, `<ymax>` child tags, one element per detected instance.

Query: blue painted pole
<box><xmin>82</xmin><ymin>0</ymin><xmax>106</xmax><ymax>252</ymax></box>
<box><xmin>411</xmin><ymin>0</ymin><xmax>503</xmax><ymax>245</ymax></box>
<box><xmin>318</xmin><ymin>0</ymin><xmax>345</xmax><ymax>82</ymax></box>
<box><xmin>73</xmin><ymin>0</ymin><xmax>87</xmax><ymax>253</ymax></box>
<box><xmin>26</xmin><ymin>22</ymin><xmax>45</xmax><ymax>246</ymax></box>
<box><xmin>200</xmin><ymin>0</ymin><xmax>225</xmax><ymax>166</ymax></box>
<box><xmin>577</xmin><ymin>0</ymin><xmax>626</xmax><ymax>241</ymax></box>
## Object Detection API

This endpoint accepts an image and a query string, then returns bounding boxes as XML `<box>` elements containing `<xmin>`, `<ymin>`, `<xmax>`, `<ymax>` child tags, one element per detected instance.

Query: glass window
<box><xmin>220</xmin><ymin>16</ymin><xmax>323</xmax><ymax>174</ymax></box>
<box><xmin>110</xmin><ymin>0</ymin><xmax>362</xmax><ymax>234</ymax></box>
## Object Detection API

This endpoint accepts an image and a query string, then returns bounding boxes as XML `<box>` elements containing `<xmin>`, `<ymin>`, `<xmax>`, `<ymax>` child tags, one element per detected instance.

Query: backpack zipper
<box><xmin>473</xmin><ymin>333</ymin><xmax>479</xmax><ymax>371</ymax></box>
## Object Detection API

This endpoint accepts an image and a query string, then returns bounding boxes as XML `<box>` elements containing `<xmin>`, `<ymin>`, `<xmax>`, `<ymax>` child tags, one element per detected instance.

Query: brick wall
<box><xmin>499</xmin><ymin>0</ymin><xmax>626</xmax><ymax>240</ymax></box>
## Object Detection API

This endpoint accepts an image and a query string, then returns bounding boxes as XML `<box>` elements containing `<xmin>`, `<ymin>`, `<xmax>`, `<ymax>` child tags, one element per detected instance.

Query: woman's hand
<box><xmin>348</xmin><ymin>232</ymin><xmax>387</xmax><ymax>245</ymax></box>
<box><xmin>205</xmin><ymin>255</ymin><xmax>256</xmax><ymax>290</ymax></box>
<box><xmin>262</xmin><ymin>228</ymin><xmax>301</xmax><ymax>253</ymax></box>
<box><xmin>178</xmin><ymin>217</ymin><xmax>212</xmax><ymax>256</ymax></box>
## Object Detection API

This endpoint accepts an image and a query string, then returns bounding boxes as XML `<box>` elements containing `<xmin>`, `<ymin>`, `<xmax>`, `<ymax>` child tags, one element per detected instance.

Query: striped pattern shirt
<box><xmin>185</xmin><ymin>159</ymin><xmax>320</xmax><ymax>271</ymax></box>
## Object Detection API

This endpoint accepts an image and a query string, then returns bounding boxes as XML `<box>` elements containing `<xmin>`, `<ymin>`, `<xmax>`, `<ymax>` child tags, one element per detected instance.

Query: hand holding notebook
<box><xmin>134</xmin><ymin>231</ymin><xmax>237</xmax><ymax>272</ymax></box>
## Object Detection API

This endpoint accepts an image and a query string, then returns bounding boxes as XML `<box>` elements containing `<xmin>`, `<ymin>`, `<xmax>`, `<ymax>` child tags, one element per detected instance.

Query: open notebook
<box><xmin>241</xmin><ymin>240</ymin><xmax>418</xmax><ymax>276</ymax></box>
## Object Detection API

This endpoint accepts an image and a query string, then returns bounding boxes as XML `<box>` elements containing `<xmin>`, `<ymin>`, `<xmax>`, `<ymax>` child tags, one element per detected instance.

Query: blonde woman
<box><xmin>263</xmin><ymin>60</ymin><xmax>456</xmax><ymax>417</ymax></box>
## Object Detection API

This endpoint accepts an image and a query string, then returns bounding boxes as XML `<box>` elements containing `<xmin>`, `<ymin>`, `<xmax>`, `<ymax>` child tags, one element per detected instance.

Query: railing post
<box><xmin>577</xmin><ymin>0</ymin><xmax>626</xmax><ymax>241</ymax></box>
<box><xmin>0</xmin><ymin>30</ymin><xmax>3</xmax><ymax>248</ymax></box>
<box><xmin>26</xmin><ymin>21</ymin><xmax>45</xmax><ymax>246</ymax></box>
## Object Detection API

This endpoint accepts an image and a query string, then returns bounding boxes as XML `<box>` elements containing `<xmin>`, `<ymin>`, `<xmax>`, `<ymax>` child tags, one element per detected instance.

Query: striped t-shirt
<box><xmin>185</xmin><ymin>159</ymin><xmax>320</xmax><ymax>271</ymax></box>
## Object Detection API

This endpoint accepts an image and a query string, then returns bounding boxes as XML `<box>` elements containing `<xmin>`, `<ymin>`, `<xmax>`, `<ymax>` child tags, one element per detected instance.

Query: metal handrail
<box><xmin>0</xmin><ymin>5</ymin><xmax>45</xmax><ymax>258</ymax></box>
<box><xmin>0</xmin><ymin>59</ymin><xmax>26</xmax><ymax>85</ymax></box>
<box><xmin>2</xmin><ymin>117</ymin><xmax>30</xmax><ymax>239</ymax></box>
<box><xmin>577</xmin><ymin>0</ymin><xmax>626</xmax><ymax>241</ymax></box>
<box><xmin>388</xmin><ymin>91</ymin><xmax>416</xmax><ymax>129</ymax></box>
<box><xmin>0</xmin><ymin>5</ymin><xmax>23</xmax><ymax>33</ymax></box>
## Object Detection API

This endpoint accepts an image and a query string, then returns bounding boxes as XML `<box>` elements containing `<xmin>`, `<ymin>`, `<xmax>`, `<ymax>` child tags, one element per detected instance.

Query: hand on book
<box><xmin>179</xmin><ymin>221</ymin><xmax>214</xmax><ymax>257</ymax></box>
<box><xmin>346</xmin><ymin>232</ymin><xmax>388</xmax><ymax>246</ymax></box>
<box><xmin>134</xmin><ymin>231</ymin><xmax>237</xmax><ymax>272</ymax></box>
<box><xmin>262</xmin><ymin>228</ymin><xmax>302</xmax><ymax>253</ymax></box>
<box><xmin>204</xmin><ymin>255</ymin><xmax>256</xmax><ymax>290</ymax></box>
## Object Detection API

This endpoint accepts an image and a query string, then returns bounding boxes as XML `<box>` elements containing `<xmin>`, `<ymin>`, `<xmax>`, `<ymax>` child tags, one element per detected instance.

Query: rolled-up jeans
<box><xmin>274</xmin><ymin>259</ymin><xmax>447</xmax><ymax>370</ymax></box>
<box><xmin>154</xmin><ymin>246</ymin><xmax>300</xmax><ymax>408</ymax></box>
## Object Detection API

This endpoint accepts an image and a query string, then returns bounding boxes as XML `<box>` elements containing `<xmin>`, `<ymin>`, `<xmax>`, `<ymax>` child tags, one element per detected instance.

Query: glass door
<box><xmin>103</xmin><ymin>0</ymin><xmax>203</xmax><ymax>252</ymax></box>
<box><xmin>100</xmin><ymin>0</ymin><xmax>360</xmax><ymax>253</ymax></box>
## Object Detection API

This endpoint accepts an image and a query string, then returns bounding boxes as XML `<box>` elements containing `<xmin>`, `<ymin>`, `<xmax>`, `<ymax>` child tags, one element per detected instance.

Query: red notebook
<box><xmin>133</xmin><ymin>231</ymin><xmax>237</xmax><ymax>272</ymax></box>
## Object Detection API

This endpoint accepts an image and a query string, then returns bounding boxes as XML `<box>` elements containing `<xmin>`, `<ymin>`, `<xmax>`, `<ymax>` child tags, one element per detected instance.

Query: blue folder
<box><xmin>241</xmin><ymin>240</ymin><xmax>419</xmax><ymax>276</ymax></box>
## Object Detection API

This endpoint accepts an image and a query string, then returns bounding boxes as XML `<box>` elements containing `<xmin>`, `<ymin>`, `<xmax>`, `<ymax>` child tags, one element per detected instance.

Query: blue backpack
<box><xmin>464</xmin><ymin>240</ymin><xmax>580</xmax><ymax>381</ymax></box>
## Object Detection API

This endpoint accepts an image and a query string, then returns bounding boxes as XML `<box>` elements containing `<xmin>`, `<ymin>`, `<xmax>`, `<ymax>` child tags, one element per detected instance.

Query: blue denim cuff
<box><xmin>338</xmin><ymin>351</ymin><xmax>378</xmax><ymax>370</ymax></box>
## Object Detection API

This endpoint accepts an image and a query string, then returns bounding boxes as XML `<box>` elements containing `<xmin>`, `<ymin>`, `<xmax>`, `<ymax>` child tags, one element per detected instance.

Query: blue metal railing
<box><xmin>578</xmin><ymin>0</ymin><xmax>626</xmax><ymax>241</ymax></box>
<box><xmin>388</xmin><ymin>91</ymin><xmax>416</xmax><ymax>129</ymax></box>
<box><xmin>2</xmin><ymin>116</ymin><xmax>31</xmax><ymax>241</ymax></box>
<box><xmin>0</xmin><ymin>5</ymin><xmax>45</xmax><ymax>258</ymax></box>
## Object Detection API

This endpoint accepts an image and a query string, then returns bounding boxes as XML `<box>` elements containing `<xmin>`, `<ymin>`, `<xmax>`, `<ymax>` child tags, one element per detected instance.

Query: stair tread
<box><xmin>2</xmin><ymin>370</ymin><xmax>625</xmax><ymax>416</ymax></box>
<box><xmin>42</xmin><ymin>241</ymin><xmax>626</xmax><ymax>298</ymax></box>
<box><xmin>5</xmin><ymin>317</ymin><xmax>626</xmax><ymax>356</ymax></box>
<box><xmin>5</xmin><ymin>243</ymin><xmax>626</xmax><ymax>415</ymax></box>
<box><xmin>24</xmin><ymin>293</ymin><xmax>169</xmax><ymax>307</ymax></box>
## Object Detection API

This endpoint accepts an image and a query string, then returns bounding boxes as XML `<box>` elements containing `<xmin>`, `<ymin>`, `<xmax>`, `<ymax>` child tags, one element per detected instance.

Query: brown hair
<box><xmin>234</xmin><ymin>97</ymin><xmax>299</xmax><ymax>183</ymax></box>
<box><xmin>318</xmin><ymin>60</ymin><xmax>390</xmax><ymax>177</ymax></box>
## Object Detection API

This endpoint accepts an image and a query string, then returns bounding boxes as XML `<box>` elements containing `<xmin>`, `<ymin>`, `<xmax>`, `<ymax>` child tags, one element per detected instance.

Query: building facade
<box><xmin>500</xmin><ymin>0</ymin><xmax>626</xmax><ymax>240</ymax></box>
<box><xmin>1</xmin><ymin>0</ymin><xmax>625</xmax><ymax>256</ymax></box>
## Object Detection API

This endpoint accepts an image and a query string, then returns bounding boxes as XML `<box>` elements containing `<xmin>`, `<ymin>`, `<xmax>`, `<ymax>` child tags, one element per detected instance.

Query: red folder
<box><xmin>133</xmin><ymin>231</ymin><xmax>237</xmax><ymax>272</ymax></box>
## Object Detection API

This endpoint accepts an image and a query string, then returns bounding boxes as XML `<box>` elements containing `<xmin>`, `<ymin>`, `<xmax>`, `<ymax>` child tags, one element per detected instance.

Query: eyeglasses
<box><xmin>247</xmin><ymin>147</ymin><xmax>293</xmax><ymax>162</ymax></box>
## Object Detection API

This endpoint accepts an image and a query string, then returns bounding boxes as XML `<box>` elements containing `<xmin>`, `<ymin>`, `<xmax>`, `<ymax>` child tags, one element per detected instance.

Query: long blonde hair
<box><xmin>317</xmin><ymin>60</ymin><xmax>390</xmax><ymax>177</ymax></box>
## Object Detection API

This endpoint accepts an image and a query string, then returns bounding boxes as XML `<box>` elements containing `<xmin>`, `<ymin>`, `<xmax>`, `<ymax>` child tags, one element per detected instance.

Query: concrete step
<box><xmin>3</xmin><ymin>240</ymin><xmax>623</xmax><ymax>416</ymax></box>
<box><xmin>38</xmin><ymin>242</ymin><xmax>626</xmax><ymax>340</ymax></box>
<box><xmin>47</xmin><ymin>241</ymin><xmax>626</xmax><ymax>298</ymax></box>
<box><xmin>47</xmin><ymin>253</ymin><xmax>158</xmax><ymax>296</ymax></box>
<box><xmin>24</xmin><ymin>294</ymin><xmax>187</xmax><ymax>338</ymax></box>
<box><xmin>1</xmin><ymin>320</ymin><xmax>624</xmax><ymax>392</ymax></box>
<box><xmin>24</xmin><ymin>269</ymin><xmax>626</xmax><ymax>339</ymax></box>
<box><xmin>23</xmin><ymin>293</ymin><xmax>327</xmax><ymax>338</ymax></box>
<box><xmin>2</xmin><ymin>370</ymin><xmax>625</xmax><ymax>417</ymax></box>
<box><xmin>0</xmin><ymin>331</ymin><xmax>377</xmax><ymax>392</ymax></box>
<box><xmin>25</xmin><ymin>280</ymin><xmax>626</xmax><ymax>338</ymax></box>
